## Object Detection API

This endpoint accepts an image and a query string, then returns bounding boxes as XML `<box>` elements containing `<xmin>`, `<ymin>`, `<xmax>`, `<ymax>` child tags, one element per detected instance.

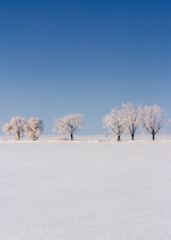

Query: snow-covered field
<box><xmin>0</xmin><ymin>142</ymin><xmax>171</xmax><ymax>240</ymax></box>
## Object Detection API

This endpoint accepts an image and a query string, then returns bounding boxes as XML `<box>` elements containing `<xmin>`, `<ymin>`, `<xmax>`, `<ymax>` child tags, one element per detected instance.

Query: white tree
<box><xmin>53</xmin><ymin>114</ymin><xmax>84</xmax><ymax>140</ymax></box>
<box><xmin>122</xmin><ymin>102</ymin><xmax>143</xmax><ymax>141</ymax></box>
<box><xmin>24</xmin><ymin>118</ymin><xmax>44</xmax><ymax>141</ymax></box>
<box><xmin>143</xmin><ymin>104</ymin><xmax>166</xmax><ymax>140</ymax></box>
<box><xmin>103</xmin><ymin>108</ymin><xmax>126</xmax><ymax>141</ymax></box>
<box><xmin>3</xmin><ymin>117</ymin><xmax>26</xmax><ymax>140</ymax></box>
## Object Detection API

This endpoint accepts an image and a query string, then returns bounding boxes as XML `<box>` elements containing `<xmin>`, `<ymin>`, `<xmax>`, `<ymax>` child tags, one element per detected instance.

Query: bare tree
<box><xmin>143</xmin><ymin>104</ymin><xmax>166</xmax><ymax>140</ymax></box>
<box><xmin>53</xmin><ymin>114</ymin><xmax>84</xmax><ymax>140</ymax></box>
<box><xmin>24</xmin><ymin>118</ymin><xmax>44</xmax><ymax>140</ymax></box>
<box><xmin>122</xmin><ymin>102</ymin><xmax>143</xmax><ymax>141</ymax></box>
<box><xmin>3</xmin><ymin>117</ymin><xmax>26</xmax><ymax>140</ymax></box>
<box><xmin>103</xmin><ymin>108</ymin><xmax>126</xmax><ymax>141</ymax></box>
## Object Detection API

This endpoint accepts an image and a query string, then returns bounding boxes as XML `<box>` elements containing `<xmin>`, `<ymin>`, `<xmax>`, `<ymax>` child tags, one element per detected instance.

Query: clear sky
<box><xmin>0</xmin><ymin>0</ymin><xmax>170</xmax><ymax>135</ymax></box>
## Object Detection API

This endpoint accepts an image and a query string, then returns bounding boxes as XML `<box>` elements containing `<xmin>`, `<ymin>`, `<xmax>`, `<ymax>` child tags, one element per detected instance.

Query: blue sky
<box><xmin>0</xmin><ymin>0</ymin><xmax>171</xmax><ymax>135</ymax></box>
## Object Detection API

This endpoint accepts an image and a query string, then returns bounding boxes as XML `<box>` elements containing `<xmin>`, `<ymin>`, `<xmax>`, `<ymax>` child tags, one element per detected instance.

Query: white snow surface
<box><xmin>0</xmin><ymin>141</ymin><xmax>171</xmax><ymax>240</ymax></box>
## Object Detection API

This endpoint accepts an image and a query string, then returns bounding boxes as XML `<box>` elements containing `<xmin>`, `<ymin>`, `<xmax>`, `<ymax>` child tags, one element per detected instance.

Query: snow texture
<box><xmin>0</xmin><ymin>142</ymin><xmax>171</xmax><ymax>240</ymax></box>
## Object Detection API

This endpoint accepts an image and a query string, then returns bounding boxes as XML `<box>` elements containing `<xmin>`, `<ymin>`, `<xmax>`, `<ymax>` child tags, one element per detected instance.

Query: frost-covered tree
<box><xmin>103</xmin><ymin>108</ymin><xmax>126</xmax><ymax>141</ymax></box>
<box><xmin>53</xmin><ymin>114</ymin><xmax>84</xmax><ymax>140</ymax></box>
<box><xmin>143</xmin><ymin>104</ymin><xmax>166</xmax><ymax>140</ymax></box>
<box><xmin>24</xmin><ymin>118</ymin><xmax>44</xmax><ymax>140</ymax></box>
<box><xmin>122</xmin><ymin>102</ymin><xmax>143</xmax><ymax>141</ymax></box>
<box><xmin>3</xmin><ymin>117</ymin><xmax>26</xmax><ymax>140</ymax></box>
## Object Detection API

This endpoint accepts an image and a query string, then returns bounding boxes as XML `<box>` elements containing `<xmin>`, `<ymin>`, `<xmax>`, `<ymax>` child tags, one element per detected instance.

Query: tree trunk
<box><xmin>131</xmin><ymin>133</ymin><xmax>134</xmax><ymax>141</ymax></box>
<box><xmin>17</xmin><ymin>131</ymin><xmax>20</xmax><ymax>140</ymax></box>
<box><xmin>71</xmin><ymin>133</ymin><xmax>73</xmax><ymax>140</ymax></box>
<box><xmin>152</xmin><ymin>133</ymin><xmax>155</xmax><ymax>141</ymax></box>
<box><xmin>117</xmin><ymin>135</ymin><xmax>121</xmax><ymax>142</ymax></box>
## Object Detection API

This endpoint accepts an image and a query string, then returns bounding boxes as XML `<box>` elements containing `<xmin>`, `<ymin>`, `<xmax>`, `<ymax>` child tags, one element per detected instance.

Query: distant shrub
<box><xmin>57</xmin><ymin>136</ymin><xmax>69</xmax><ymax>141</ymax></box>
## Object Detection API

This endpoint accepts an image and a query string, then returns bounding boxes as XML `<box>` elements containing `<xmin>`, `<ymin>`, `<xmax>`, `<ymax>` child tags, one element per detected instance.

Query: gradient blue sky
<box><xmin>0</xmin><ymin>0</ymin><xmax>171</xmax><ymax>135</ymax></box>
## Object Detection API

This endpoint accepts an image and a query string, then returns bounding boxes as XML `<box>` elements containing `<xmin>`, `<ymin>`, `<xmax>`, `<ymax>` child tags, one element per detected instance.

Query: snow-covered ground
<box><xmin>0</xmin><ymin>142</ymin><xmax>171</xmax><ymax>240</ymax></box>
